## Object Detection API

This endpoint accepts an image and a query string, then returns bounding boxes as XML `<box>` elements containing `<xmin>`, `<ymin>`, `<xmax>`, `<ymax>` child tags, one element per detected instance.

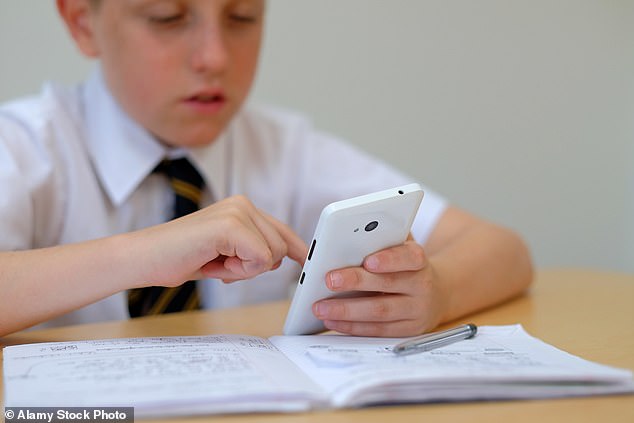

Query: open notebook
<box><xmin>3</xmin><ymin>325</ymin><xmax>633</xmax><ymax>418</ymax></box>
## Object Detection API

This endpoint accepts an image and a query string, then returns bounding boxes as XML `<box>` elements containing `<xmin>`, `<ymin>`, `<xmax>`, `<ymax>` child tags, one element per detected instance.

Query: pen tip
<box><xmin>467</xmin><ymin>323</ymin><xmax>477</xmax><ymax>338</ymax></box>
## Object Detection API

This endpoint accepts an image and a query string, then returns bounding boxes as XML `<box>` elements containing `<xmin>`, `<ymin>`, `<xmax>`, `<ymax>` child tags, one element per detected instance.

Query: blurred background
<box><xmin>1</xmin><ymin>1</ymin><xmax>632</xmax><ymax>273</ymax></box>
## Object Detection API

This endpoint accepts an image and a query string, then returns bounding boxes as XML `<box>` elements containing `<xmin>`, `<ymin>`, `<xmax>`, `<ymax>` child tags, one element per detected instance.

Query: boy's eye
<box><xmin>148</xmin><ymin>14</ymin><xmax>185</xmax><ymax>25</ymax></box>
<box><xmin>229</xmin><ymin>14</ymin><xmax>257</xmax><ymax>23</ymax></box>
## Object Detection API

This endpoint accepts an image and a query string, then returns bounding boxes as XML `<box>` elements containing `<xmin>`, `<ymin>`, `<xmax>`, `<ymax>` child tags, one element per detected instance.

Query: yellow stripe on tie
<box><xmin>171</xmin><ymin>179</ymin><xmax>202</xmax><ymax>204</ymax></box>
<box><xmin>183</xmin><ymin>292</ymin><xmax>200</xmax><ymax>311</ymax></box>
<box><xmin>147</xmin><ymin>287</ymin><xmax>180</xmax><ymax>315</ymax></box>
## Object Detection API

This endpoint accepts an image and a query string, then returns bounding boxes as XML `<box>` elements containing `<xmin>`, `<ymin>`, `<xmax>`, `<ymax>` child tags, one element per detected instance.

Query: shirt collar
<box><xmin>82</xmin><ymin>68</ymin><xmax>166</xmax><ymax>206</ymax></box>
<box><xmin>81</xmin><ymin>67</ymin><xmax>228</xmax><ymax>206</ymax></box>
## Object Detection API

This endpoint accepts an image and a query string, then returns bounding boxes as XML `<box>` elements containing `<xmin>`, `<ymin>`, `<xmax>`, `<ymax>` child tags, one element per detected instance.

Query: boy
<box><xmin>0</xmin><ymin>0</ymin><xmax>532</xmax><ymax>337</ymax></box>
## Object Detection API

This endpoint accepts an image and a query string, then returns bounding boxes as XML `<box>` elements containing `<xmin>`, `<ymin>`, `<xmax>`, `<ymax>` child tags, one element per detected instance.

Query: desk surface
<box><xmin>2</xmin><ymin>269</ymin><xmax>633</xmax><ymax>422</ymax></box>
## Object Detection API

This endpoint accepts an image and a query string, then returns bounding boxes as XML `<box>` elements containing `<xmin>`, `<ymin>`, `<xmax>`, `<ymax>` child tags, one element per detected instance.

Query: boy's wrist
<box><xmin>425</xmin><ymin>257</ymin><xmax>454</xmax><ymax>326</ymax></box>
<box><xmin>108</xmin><ymin>231</ymin><xmax>151</xmax><ymax>291</ymax></box>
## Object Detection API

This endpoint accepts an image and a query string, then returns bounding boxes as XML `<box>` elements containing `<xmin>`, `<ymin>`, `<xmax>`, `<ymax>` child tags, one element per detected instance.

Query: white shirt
<box><xmin>0</xmin><ymin>69</ymin><xmax>447</xmax><ymax>329</ymax></box>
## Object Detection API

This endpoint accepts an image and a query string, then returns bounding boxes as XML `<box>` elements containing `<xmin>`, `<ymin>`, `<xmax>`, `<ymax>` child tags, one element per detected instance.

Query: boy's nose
<box><xmin>190</xmin><ymin>27</ymin><xmax>228</xmax><ymax>75</ymax></box>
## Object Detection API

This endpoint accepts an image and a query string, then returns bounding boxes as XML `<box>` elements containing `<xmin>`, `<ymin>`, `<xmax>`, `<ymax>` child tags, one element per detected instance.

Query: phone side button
<box><xmin>299</xmin><ymin>272</ymin><xmax>306</xmax><ymax>285</ymax></box>
<box><xmin>307</xmin><ymin>239</ymin><xmax>316</xmax><ymax>260</ymax></box>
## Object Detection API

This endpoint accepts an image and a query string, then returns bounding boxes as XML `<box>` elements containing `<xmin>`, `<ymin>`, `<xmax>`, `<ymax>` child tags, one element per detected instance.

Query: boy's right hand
<box><xmin>0</xmin><ymin>195</ymin><xmax>306</xmax><ymax>336</ymax></box>
<box><xmin>135</xmin><ymin>195</ymin><xmax>308</xmax><ymax>287</ymax></box>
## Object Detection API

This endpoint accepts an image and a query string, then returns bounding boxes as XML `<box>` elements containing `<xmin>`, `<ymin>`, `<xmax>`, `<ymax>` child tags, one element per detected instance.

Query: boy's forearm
<box><xmin>0</xmin><ymin>196</ymin><xmax>308</xmax><ymax>336</ymax></box>
<box><xmin>429</xmin><ymin>222</ymin><xmax>534</xmax><ymax>325</ymax></box>
<box><xmin>0</xmin><ymin>234</ymin><xmax>140</xmax><ymax>336</ymax></box>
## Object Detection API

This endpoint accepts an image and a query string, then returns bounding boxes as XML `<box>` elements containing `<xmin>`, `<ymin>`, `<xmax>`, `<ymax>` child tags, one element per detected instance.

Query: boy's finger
<box><xmin>326</xmin><ymin>267</ymin><xmax>422</xmax><ymax>295</ymax></box>
<box><xmin>313</xmin><ymin>294</ymin><xmax>419</xmax><ymax>323</ymax></box>
<box><xmin>260</xmin><ymin>211</ymin><xmax>308</xmax><ymax>265</ymax></box>
<box><xmin>363</xmin><ymin>240</ymin><xmax>427</xmax><ymax>273</ymax></box>
<box><xmin>322</xmin><ymin>318</ymin><xmax>425</xmax><ymax>337</ymax></box>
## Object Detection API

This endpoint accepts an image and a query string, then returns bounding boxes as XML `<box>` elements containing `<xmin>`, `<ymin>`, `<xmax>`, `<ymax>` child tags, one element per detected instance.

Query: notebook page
<box><xmin>270</xmin><ymin>325</ymin><xmax>634</xmax><ymax>407</ymax></box>
<box><xmin>3</xmin><ymin>335</ymin><xmax>326</xmax><ymax>417</ymax></box>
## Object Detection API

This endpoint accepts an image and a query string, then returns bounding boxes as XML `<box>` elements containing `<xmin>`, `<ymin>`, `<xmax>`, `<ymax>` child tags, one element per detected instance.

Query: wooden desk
<box><xmin>2</xmin><ymin>269</ymin><xmax>633</xmax><ymax>422</ymax></box>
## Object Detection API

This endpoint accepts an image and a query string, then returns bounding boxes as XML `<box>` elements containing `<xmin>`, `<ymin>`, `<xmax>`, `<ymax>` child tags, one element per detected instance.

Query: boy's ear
<box><xmin>56</xmin><ymin>0</ymin><xmax>100</xmax><ymax>58</ymax></box>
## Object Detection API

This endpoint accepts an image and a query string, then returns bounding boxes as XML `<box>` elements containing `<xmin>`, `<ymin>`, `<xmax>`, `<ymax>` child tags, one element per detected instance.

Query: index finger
<box><xmin>260</xmin><ymin>211</ymin><xmax>308</xmax><ymax>266</ymax></box>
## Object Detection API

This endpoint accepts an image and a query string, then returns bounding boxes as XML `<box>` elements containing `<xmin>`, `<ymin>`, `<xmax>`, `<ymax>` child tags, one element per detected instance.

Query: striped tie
<box><xmin>127</xmin><ymin>158</ymin><xmax>205</xmax><ymax>317</ymax></box>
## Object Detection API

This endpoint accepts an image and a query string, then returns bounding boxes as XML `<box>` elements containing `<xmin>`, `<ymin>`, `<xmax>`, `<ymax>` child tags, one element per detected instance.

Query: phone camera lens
<box><xmin>365</xmin><ymin>221</ymin><xmax>379</xmax><ymax>232</ymax></box>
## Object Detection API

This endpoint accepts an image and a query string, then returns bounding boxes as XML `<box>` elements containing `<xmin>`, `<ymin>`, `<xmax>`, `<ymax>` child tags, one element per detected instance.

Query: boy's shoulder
<box><xmin>1</xmin><ymin>82</ymin><xmax>81</xmax><ymax>121</ymax></box>
<box><xmin>0</xmin><ymin>82</ymin><xmax>83</xmax><ymax>145</ymax></box>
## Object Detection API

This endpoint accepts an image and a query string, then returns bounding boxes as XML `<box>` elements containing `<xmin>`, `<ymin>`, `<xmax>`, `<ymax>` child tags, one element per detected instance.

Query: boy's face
<box><xmin>62</xmin><ymin>0</ymin><xmax>264</xmax><ymax>147</ymax></box>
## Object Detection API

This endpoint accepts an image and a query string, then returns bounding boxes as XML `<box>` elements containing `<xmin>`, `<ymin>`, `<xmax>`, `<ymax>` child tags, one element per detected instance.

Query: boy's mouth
<box><xmin>189</xmin><ymin>93</ymin><xmax>225</xmax><ymax>103</ymax></box>
<box><xmin>184</xmin><ymin>90</ymin><xmax>227</xmax><ymax>114</ymax></box>
<box><xmin>187</xmin><ymin>94</ymin><xmax>225</xmax><ymax>103</ymax></box>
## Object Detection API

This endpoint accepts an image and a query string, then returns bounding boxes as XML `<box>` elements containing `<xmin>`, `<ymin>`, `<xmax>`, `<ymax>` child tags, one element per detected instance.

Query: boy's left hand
<box><xmin>312</xmin><ymin>236</ymin><xmax>446</xmax><ymax>337</ymax></box>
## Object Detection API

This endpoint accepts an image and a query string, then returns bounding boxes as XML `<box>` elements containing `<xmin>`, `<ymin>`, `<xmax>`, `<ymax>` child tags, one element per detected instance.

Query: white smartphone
<box><xmin>283</xmin><ymin>183</ymin><xmax>424</xmax><ymax>335</ymax></box>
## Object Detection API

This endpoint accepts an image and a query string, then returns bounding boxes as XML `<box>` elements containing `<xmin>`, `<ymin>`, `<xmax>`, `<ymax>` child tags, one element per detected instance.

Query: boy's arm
<box><xmin>423</xmin><ymin>206</ymin><xmax>534</xmax><ymax>325</ymax></box>
<box><xmin>0</xmin><ymin>196</ymin><xmax>307</xmax><ymax>336</ymax></box>
<box><xmin>312</xmin><ymin>206</ymin><xmax>533</xmax><ymax>337</ymax></box>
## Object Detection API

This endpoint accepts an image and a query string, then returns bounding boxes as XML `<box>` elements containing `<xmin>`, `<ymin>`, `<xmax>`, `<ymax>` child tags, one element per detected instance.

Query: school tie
<box><xmin>127</xmin><ymin>158</ymin><xmax>205</xmax><ymax>317</ymax></box>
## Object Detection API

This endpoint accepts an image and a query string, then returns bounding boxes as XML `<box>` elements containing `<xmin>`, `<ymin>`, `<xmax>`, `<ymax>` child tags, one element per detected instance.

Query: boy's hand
<box><xmin>138</xmin><ymin>195</ymin><xmax>308</xmax><ymax>287</ymax></box>
<box><xmin>312</xmin><ymin>236</ymin><xmax>447</xmax><ymax>337</ymax></box>
<box><xmin>198</xmin><ymin>198</ymin><xmax>307</xmax><ymax>282</ymax></box>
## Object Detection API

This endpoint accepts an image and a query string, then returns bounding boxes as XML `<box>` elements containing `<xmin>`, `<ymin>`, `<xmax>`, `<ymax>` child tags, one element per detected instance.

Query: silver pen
<box><xmin>392</xmin><ymin>323</ymin><xmax>478</xmax><ymax>355</ymax></box>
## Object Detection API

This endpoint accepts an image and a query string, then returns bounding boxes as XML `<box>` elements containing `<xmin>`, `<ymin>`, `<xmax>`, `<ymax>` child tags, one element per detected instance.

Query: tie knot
<box><xmin>155</xmin><ymin>158</ymin><xmax>205</xmax><ymax>190</ymax></box>
<box><xmin>155</xmin><ymin>158</ymin><xmax>205</xmax><ymax>218</ymax></box>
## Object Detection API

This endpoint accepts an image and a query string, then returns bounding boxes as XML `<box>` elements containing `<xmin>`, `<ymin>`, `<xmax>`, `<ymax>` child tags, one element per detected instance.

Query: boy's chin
<box><xmin>154</xmin><ymin>128</ymin><xmax>223</xmax><ymax>148</ymax></box>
